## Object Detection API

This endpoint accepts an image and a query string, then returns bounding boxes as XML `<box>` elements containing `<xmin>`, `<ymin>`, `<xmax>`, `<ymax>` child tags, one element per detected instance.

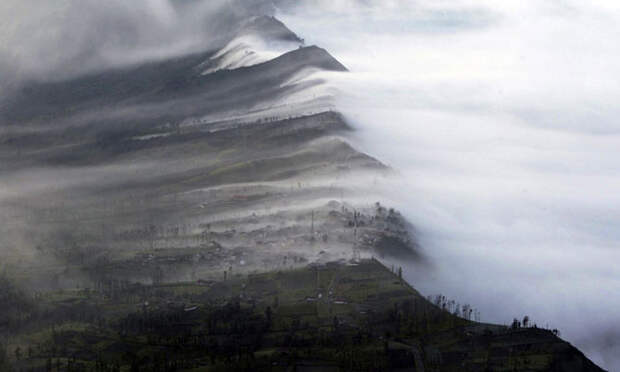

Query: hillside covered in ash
<box><xmin>0</xmin><ymin>2</ymin><xmax>605</xmax><ymax>371</ymax></box>
<box><xmin>0</xmin><ymin>14</ymin><xmax>418</xmax><ymax>291</ymax></box>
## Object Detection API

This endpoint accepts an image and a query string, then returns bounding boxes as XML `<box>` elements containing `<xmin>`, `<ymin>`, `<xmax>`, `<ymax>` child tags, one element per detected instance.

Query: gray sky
<box><xmin>278</xmin><ymin>1</ymin><xmax>620</xmax><ymax>369</ymax></box>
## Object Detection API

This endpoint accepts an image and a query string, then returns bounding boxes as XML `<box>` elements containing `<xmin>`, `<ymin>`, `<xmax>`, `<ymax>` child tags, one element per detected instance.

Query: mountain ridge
<box><xmin>0</xmin><ymin>13</ymin><xmax>606</xmax><ymax>372</ymax></box>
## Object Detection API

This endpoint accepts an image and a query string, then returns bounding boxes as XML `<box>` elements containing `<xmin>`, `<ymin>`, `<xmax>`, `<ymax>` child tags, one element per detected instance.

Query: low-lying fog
<box><xmin>278</xmin><ymin>1</ymin><xmax>620</xmax><ymax>369</ymax></box>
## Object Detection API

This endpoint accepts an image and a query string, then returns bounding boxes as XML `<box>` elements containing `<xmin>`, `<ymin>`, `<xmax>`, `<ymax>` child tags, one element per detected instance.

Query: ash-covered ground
<box><xmin>0</xmin><ymin>15</ymin><xmax>421</xmax><ymax>294</ymax></box>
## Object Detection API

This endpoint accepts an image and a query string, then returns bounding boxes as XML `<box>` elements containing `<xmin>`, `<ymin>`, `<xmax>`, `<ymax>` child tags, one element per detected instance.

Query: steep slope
<box><xmin>0</xmin><ymin>13</ymin><xmax>604</xmax><ymax>372</ymax></box>
<box><xmin>0</xmin><ymin>15</ymin><xmax>417</xmax><ymax>293</ymax></box>
<box><xmin>200</xmin><ymin>15</ymin><xmax>303</xmax><ymax>74</ymax></box>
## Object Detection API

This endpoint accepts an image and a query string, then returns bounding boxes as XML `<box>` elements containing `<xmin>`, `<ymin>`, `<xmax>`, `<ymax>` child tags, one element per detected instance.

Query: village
<box><xmin>91</xmin><ymin>197</ymin><xmax>421</xmax><ymax>287</ymax></box>
<box><xmin>1</xmin><ymin>256</ymin><xmax>591</xmax><ymax>371</ymax></box>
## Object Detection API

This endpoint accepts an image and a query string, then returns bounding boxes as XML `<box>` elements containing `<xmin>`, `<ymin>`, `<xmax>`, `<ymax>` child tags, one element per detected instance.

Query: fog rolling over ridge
<box><xmin>0</xmin><ymin>1</ymin><xmax>418</xmax><ymax>297</ymax></box>
<box><xmin>279</xmin><ymin>0</ymin><xmax>620</xmax><ymax>369</ymax></box>
<box><xmin>0</xmin><ymin>0</ymin><xmax>615</xmax><ymax>370</ymax></box>
<box><xmin>0</xmin><ymin>0</ymin><xmax>278</xmax><ymax>88</ymax></box>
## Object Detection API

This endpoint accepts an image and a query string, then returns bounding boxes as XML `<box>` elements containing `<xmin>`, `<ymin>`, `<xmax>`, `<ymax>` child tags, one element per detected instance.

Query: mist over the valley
<box><xmin>278</xmin><ymin>0</ymin><xmax>620</xmax><ymax>369</ymax></box>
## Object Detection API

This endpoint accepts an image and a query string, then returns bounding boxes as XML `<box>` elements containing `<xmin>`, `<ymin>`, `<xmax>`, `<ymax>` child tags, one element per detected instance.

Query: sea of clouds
<box><xmin>278</xmin><ymin>0</ymin><xmax>620</xmax><ymax>369</ymax></box>
<box><xmin>1</xmin><ymin>0</ymin><xmax>619</xmax><ymax>368</ymax></box>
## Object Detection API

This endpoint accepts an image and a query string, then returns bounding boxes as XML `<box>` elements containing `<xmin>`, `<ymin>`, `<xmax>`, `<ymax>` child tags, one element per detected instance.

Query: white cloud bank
<box><xmin>278</xmin><ymin>0</ymin><xmax>620</xmax><ymax>369</ymax></box>
<box><xmin>2</xmin><ymin>0</ymin><xmax>619</xmax><ymax>368</ymax></box>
